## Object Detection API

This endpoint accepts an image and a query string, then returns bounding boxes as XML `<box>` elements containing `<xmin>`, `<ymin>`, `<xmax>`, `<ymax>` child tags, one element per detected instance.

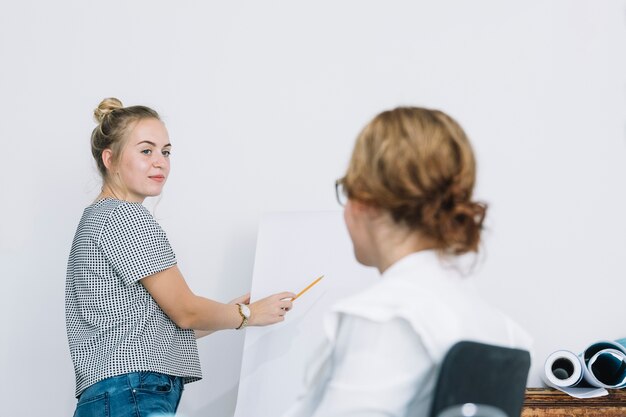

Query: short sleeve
<box><xmin>99</xmin><ymin>203</ymin><xmax>176</xmax><ymax>286</ymax></box>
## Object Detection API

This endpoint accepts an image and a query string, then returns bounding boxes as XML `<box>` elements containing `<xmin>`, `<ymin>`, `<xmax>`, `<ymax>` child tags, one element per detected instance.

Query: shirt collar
<box><xmin>381</xmin><ymin>250</ymin><xmax>441</xmax><ymax>280</ymax></box>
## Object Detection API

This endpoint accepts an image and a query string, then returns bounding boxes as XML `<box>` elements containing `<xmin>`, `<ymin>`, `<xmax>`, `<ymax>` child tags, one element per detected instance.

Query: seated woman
<box><xmin>284</xmin><ymin>107</ymin><xmax>532</xmax><ymax>417</ymax></box>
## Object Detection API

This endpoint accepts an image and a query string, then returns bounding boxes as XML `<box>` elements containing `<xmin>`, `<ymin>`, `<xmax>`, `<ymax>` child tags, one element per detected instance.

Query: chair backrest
<box><xmin>428</xmin><ymin>341</ymin><xmax>531</xmax><ymax>417</ymax></box>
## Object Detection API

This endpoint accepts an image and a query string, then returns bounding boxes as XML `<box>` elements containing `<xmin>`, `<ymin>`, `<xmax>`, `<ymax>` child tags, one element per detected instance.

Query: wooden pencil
<box><xmin>292</xmin><ymin>275</ymin><xmax>324</xmax><ymax>301</ymax></box>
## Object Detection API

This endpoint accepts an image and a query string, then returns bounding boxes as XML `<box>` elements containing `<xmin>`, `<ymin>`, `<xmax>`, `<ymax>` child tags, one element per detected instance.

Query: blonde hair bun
<box><xmin>94</xmin><ymin>97</ymin><xmax>124</xmax><ymax>123</ymax></box>
<box><xmin>90</xmin><ymin>98</ymin><xmax>160</xmax><ymax>179</ymax></box>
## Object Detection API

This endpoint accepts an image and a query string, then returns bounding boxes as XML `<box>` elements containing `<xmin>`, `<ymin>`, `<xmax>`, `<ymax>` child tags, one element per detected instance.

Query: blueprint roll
<box><xmin>582</xmin><ymin>341</ymin><xmax>626</xmax><ymax>388</ymax></box>
<box><xmin>544</xmin><ymin>350</ymin><xmax>584</xmax><ymax>388</ymax></box>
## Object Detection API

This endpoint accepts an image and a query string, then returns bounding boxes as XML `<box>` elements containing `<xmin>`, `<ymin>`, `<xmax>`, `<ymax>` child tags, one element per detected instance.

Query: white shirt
<box><xmin>283</xmin><ymin>251</ymin><xmax>532</xmax><ymax>417</ymax></box>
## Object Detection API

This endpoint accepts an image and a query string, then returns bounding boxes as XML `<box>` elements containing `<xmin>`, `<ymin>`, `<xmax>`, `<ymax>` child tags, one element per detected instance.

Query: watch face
<box><xmin>241</xmin><ymin>304</ymin><xmax>251</xmax><ymax>318</ymax></box>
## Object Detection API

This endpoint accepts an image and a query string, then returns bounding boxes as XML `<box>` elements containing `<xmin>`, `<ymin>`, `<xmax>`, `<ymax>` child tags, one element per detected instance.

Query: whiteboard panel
<box><xmin>234</xmin><ymin>211</ymin><xmax>378</xmax><ymax>417</ymax></box>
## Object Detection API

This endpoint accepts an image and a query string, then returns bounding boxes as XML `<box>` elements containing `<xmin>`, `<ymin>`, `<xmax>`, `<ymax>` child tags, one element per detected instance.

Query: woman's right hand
<box><xmin>247</xmin><ymin>292</ymin><xmax>296</xmax><ymax>326</ymax></box>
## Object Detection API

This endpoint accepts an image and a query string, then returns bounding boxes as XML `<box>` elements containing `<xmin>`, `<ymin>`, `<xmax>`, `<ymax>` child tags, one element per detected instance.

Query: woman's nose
<box><xmin>153</xmin><ymin>154</ymin><xmax>165</xmax><ymax>168</ymax></box>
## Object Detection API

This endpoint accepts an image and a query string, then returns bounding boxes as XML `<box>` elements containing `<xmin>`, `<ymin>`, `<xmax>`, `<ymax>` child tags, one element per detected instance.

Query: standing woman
<box><xmin>66</xmin><ymin>98</ymin><xmax>295</xmax><ymax>417</ymax></box>
<box><xmin>284</xmin><ymin>107</ymin><xmax>532</xmax><ymax>417</ymax></box>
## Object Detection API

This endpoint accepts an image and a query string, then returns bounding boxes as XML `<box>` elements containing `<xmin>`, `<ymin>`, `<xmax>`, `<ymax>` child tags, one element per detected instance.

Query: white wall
<box><xmin>1</xmin><ymin>1</ymin><xmax>625</xmax><ymax>416</ymax></box>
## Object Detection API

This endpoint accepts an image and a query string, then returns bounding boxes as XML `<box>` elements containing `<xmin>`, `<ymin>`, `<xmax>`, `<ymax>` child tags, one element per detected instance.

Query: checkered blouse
<box><xmin>65</xmin><ymin>198</ymin><xmax>201</xmax><ymax>397</ymax></box>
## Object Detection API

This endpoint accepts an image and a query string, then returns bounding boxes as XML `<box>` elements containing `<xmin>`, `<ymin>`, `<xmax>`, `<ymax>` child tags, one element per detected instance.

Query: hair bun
<box><xmin>94</xmin><ymin>97</ymin><xmax>124</xmax><ymax>123</ymax></box>
<box><xmin>436</xmin><ymin>199</ymin><xmax>487</xmax><ymax>255</ymax></box>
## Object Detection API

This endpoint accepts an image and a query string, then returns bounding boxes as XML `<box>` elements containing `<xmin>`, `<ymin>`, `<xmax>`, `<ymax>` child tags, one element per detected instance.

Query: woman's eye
<box><xmin>141</xmin><ymin>149</ymin><xmax>152</xmax><ymax>155</ymax></box>
<box><xmin>162</xmin><ymin>150</ymin><xmax>171</xmax><ymax>157</ymax></box>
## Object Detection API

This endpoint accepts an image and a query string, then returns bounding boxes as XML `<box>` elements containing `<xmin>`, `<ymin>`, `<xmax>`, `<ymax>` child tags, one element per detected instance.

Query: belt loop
<box><xmin>126</xmin><ymin>371</ymin><xmax>141</xmax><ymax>391</ymax></box>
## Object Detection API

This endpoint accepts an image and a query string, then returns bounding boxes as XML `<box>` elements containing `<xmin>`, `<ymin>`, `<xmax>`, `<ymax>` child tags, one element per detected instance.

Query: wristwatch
<box><xmin>236</xmin><ymin>303</ymin><xmax>251</xmax><ymax>330</ymax></box>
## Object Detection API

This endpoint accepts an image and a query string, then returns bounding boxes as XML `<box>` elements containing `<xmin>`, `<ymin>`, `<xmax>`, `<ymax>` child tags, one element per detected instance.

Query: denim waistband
<box><xmin>79</xmin><ymin>371</ymin><xmax>184</xmax><ymax>400</ymax></box>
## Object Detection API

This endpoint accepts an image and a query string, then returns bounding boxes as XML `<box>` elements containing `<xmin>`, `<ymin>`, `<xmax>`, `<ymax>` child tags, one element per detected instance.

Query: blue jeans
<box><xmin>73</xmin><ymin>372</ymin><xmax>184</xmax><ymax>417</ymax></box>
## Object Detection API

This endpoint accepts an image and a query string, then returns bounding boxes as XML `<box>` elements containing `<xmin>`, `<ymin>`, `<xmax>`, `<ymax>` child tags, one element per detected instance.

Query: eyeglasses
<box><xmin>335</xmin><ymin>179</ymin><xmax>348</xmax><ymax>206</ymax></box>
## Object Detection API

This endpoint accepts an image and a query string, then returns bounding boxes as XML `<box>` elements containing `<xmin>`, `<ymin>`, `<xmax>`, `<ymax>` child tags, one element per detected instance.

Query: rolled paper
<box><xmin>543</xmin><ymin>350</ymin><xmax>584</xmax><ymax>388</ymax></box>
<box><xmin>581</xmin><ymin>340</ymin><xmax>626</xmax><ymax>388</ymax></box>
<box><xmin>584</xmin><ymin>348</ymin><xmax>626</xmax><ymax>388</ymax></box>
<box><xmin>542</xmin><ymin>338</ymin><xmax>626</xmax><ymax>398</ymax></box>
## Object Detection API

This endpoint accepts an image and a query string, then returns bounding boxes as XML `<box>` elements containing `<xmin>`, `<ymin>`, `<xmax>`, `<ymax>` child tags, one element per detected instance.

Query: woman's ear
<box><xmin>102</xmin><ymin>149</ymin><xmax>114</xmax><ymax>171</ymax></box>
<box><xmin>349</xmin><ymin>199</ymin><xmax>382</xmax><ymax>218</ymax></box>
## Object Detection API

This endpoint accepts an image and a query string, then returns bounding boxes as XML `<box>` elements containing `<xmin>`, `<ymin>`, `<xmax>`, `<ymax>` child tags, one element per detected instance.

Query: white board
<box><xmin>234</xmin><ymin>211</ymin><xmax>378</xmax><ymax>417</ymax></box>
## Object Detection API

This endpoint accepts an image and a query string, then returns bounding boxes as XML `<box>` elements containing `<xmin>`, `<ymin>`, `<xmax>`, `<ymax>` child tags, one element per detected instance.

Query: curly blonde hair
<box><xmin>341</xmin><ymin>107</ymin><xmax>486</xmax><ymax>255</ymax></box>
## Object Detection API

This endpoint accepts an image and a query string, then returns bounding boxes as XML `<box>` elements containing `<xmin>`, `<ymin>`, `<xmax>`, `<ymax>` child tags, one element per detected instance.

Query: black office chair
<box><xmin>429</xmin><ymin>341</ymin><xmax>531</xmax><ymax>417</ymax></box>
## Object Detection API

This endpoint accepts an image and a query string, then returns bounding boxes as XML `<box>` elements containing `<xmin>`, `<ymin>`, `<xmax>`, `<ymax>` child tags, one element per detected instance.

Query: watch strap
<box><xmin>236</xmin><ymin>303</ymin><xmax>248</xmax><ymax>330</ymax></box>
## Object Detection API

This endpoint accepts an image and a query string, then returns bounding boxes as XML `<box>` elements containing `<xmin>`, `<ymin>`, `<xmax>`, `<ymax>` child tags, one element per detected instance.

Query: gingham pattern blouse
<box><xmin>65</xmin><ymin>198</ymin><xmax>201</xmax><ymax>397</ymax></box>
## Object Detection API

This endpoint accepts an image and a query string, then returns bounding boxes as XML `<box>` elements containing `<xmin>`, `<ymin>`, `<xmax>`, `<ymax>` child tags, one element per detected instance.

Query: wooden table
<box><xmin>522</xmin><ymin>388</ymin><xmax>626</xmax><ymax>416</ymax></box>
